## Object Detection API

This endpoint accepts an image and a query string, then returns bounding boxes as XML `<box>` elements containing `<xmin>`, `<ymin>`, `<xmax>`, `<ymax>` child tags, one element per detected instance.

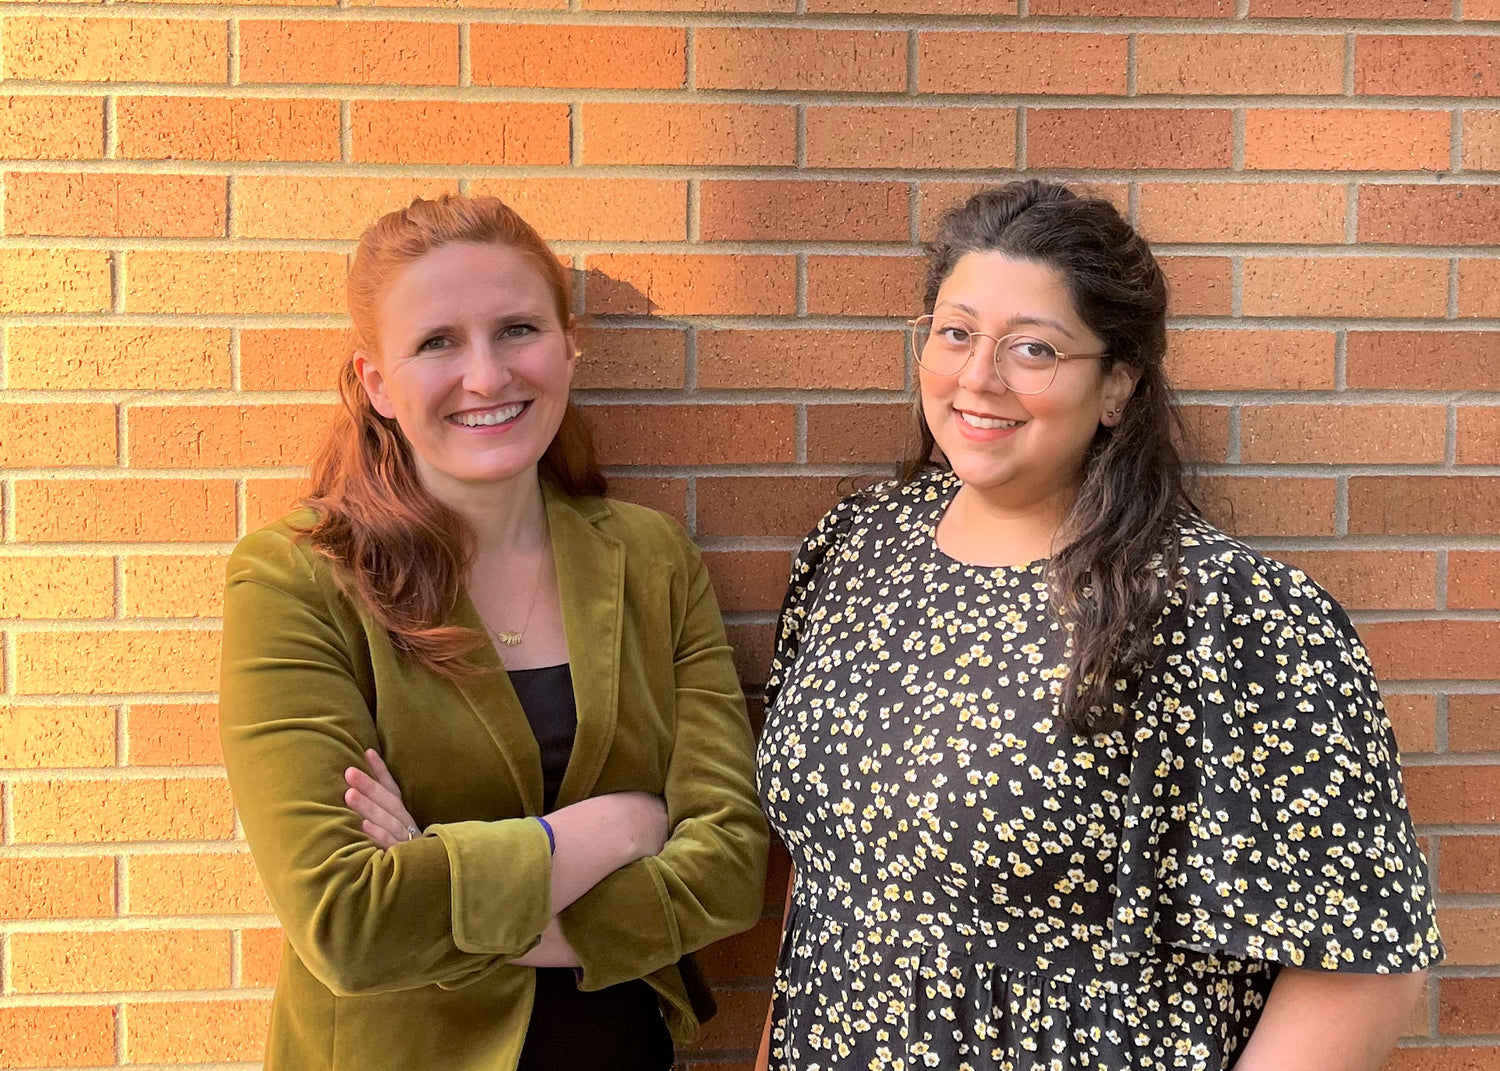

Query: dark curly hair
<box><xmin>899</xmin><ymin>180</ymin><xmax>1195</xmax><ymax>735</ymax></box>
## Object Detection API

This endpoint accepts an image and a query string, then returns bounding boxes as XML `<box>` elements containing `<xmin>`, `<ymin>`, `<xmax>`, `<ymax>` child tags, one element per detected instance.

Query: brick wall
<box><xmin>0</xmin><ymin>2</ymin><xmax>1497</xmax><ymax>1068</ymax></box>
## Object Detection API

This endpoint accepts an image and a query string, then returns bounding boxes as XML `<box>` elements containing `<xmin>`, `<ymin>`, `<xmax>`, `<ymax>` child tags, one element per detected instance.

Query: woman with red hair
<box><xmin>219</xmin><ymin>195</ymin><xmax>767</xmax><ymax>1070</ymax></box>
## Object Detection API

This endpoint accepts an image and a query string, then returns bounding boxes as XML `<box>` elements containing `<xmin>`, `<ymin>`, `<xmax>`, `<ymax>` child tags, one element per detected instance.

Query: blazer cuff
<box><xmin>432</xmin><ymin>819</ymin><xmax>553</xmax><ymax>956</ymax></box>
<box><xmin>560</xmin><ymin>857</ymin><xmax>680</xmax><ymax>991</ymax></box>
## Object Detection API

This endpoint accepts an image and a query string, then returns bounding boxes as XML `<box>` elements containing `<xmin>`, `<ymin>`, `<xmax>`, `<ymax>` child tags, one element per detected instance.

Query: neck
<box><xmin>939</xmin><ymin>478</ymin><xmax>1078</xmax><ymax>567</ymax></box>
<box><xmin>418</xmin><ymin>461</ymin><xmax>550</xmax><ymax>557</ymax></box>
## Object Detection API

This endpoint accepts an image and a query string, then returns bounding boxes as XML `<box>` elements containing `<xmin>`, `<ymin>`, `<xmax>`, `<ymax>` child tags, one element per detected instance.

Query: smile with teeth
<box><xmin>453</xmin><ymin>402</ymin><xmax>527</xmax><ymax>427</ymax></box>
<box><xmin>957</xmin><ymin>410</ymin><xmax>1025</xmax><ymax>430</ymax></box>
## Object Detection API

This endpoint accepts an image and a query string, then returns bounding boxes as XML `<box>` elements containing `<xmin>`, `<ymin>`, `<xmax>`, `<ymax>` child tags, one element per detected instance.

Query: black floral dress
<box><xmin>756</xmin><ymin>469</ymin><xmax>1442</xmax><ymax>1071</ymax></box>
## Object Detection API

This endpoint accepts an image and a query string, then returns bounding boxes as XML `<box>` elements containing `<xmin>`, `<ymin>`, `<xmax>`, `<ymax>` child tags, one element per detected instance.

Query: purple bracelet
<box><xmin>535</xmin><ymin>815</ymin><xmax>556</xmax><ymax>855</ymax></box>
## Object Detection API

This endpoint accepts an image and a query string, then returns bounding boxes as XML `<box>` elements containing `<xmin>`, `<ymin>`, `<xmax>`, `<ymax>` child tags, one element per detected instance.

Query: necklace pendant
<box><xmin>494</xmin><ymin>630</ymin><xmax>523</xmax><ymax>647</ymax></box>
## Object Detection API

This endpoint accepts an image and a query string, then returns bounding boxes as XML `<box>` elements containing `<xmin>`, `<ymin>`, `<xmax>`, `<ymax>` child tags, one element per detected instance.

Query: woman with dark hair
<box><xmin>219</xmin><ymin>195</ymin><xmax>767</xmax><ymax>1070</ymax></box>
<box><xmin>756</xmin><ymin>180</ymin><xmax>1440</xmax><ymax>1071</ymax></box>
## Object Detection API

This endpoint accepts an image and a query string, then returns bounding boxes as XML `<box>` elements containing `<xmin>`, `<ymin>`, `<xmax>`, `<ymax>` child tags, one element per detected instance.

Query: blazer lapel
<box><xmin>448</xmin><ymin>593</ymin><xmax>546</xmax><ymax>816</ymax></box>
<box><xmin>545</xmin><ymin>487</ymin><xmax>624</xmax><ymax>808</ymax></box>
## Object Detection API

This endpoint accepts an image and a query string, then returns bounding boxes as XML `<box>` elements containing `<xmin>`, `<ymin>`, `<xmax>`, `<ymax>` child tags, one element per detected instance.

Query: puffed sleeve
<box><xmin>764</xmin><ymin>488</ymin><xmax>866</xmax><ymax>708</ymax></box>
<box><xmin>219</xmin><ymin>524</ymin><xmax>552</xmax><ymax>995</ymax></box>
<box><xmin>558</xmin><ymin>525</ymin><xmax>769</xmax><ymax>994</ymax></box>
<box><xmin>1111</xmin><ymin>541</ymin><xmax>1443</xmax><ymax>973</ymax></box>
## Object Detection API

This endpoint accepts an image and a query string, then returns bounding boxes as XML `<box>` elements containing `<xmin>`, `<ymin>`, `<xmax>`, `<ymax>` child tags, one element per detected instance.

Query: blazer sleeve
<box><xmin>557</xmin><ymin>532</ymin><xmax>769</xmax><ymax>992</ymax></box>
<box><xmin>219</xmin><ymin>526</ymin><xmax>554</xmax><ymax>996</ymax></box>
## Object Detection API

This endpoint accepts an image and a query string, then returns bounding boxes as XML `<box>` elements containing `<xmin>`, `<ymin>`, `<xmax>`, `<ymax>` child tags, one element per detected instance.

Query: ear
<box><xmin>352</xmin><ymin>350</ymin><xmax>397</xmax><ymax>419</ymax></box>
<box><xmin>562</xmin><ymin>323</ymin><xmax>579</xmax><ymax>388</ymax></box>
<box><xmin>1099</xmin><ymin>363</ymin><xmax>1141</xmax><ymax>427</ymax></box>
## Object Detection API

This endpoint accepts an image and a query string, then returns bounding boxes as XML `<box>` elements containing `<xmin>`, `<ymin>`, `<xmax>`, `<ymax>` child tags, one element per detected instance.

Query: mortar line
<box><xmin>906</xmin><ymin>27</ymin><xmax>919</xmax><ymax>97</ymax></box>
<box><xmin>227</xmin><ymin>17</ymin><xmax>241</xmax><ymax>87</ymax></box>
<box><xmin>1447</xmin><ymin>404</ymin><xmax>1459</xmax><ymax>465</ymax></box>
<box><xmin>103</xmin><ymin>96</ymin><xmax>118</xmax><ymax>160</ymax></box>
<box><xmin>1435</xmin><ymin>550</ymin><xmax>1451</xmax><ymax>616</ymax></box>
<box><xmin>1125</xmin><ymin>33</ymin><xmax>1137</xmax><ymax>98</ymax></box>
<box><xmin>340</xmin><ymin>101</ymin><xmax>353</xmax><ymax>164</ymax></box>
<box><xmin>1334</xmin><ymin>475</ymin><xmax>1348</xmax><ymax>536</ymax></box>
<box><xmin>1449</xmin><ymin>258</ymin><xmax>1461</xmax><ymax>319</ymax></box>
<box><xmin>1343</xmin><ymin>32</ymin><xmax>1355</xmax><ymax>97</ymax></box>
<box><xmin>458</xmin><ymin>22</ymin><xmax>471</xmax><ymax>88</ymax></box>
<box><xmin>1452</xmin><ymin>108</ymin><xmax>1465</xmax><ymax>174</ymax></box>
<box><xmin>1435</xmin><ymin>693</ymin><xmax>1451</xmax><ymax>754</ymax></box>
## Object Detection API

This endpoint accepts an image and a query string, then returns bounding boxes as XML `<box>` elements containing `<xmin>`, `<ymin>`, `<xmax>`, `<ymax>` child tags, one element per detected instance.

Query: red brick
<box><xmin>117</xmin><ymin>97</ymin><xmax>339</xmax><ymax>162</ymax></box>
<box><xmin>0</xmin><ymin>95</ymin><xmax>102</xmax><ymax>160</ymax></box>
<box><xmin>606</xmin><ymin>478</ymin><xmax>687</xmax><ymax>524</ymax></box>
<box><xmin>1138</xmin><ymin>182</ymin><xmax>1346</xmax><ymax>245</ymax></box>
<box><xmin>8</xmin><ymin>326</ymin><xmax>229</xmax><ymax>391</ymax></box>
<box><xmin>1174</xmin><ymin>404</ymin><xmax>1227</xmax><ymax>464</ymax></box>
<box><xmin>698</xmin><ymin>29</ymin><xmax>905</xmax><ymax>92</ymax></box>
<box><xmin>0</xmin><ymin>403</ymin><xmax>117</xmax><ymax>468</ymax></box>
<box><xmin>240</xmin><ymin>20</ymin><xmax>456</xmax><ymax>84</ymax></box>
<box><xmin>806</xmin><ymin>255</ymin><xmax>926</xmax><ymax>317</ymax></box>
<box><xmin>702</xmin><ymin>550</ymin><xmax>792</xmax><ymax>613</ymax></box>
<box><xmin>3</xmin><ymin>172</ymin><xmax>225</xmax><ymax>238</ymax></box>
<box><xmin>1347</xmin><ymin>332</ymin><xmax>1500</xmax><ymax>392</ymax></box>
<box><xmin>810</xmin><ymin>0</ymin><xmax>1011</xmax><ymax>10</ymax></box>
<box><xmin>1439</xmin><ymin>908</ymin><xmax>1500</xmax><ymax>966</ymax></box>
<box><xmin>699</xmin><ymin>181</ymin><xmax>909</xmax><ymax>243</ymax></box>
<box><xmin>584</xmin><ymin>254</ymin><xmax>795</xmax><ymax>316</ymax></box>
<box><xmin>1450</xmin><ymin>552</ymin><xmax>1500</xmax><ymax>609</ymax></box>
<box><xmin>13</xmin><ymin>479</ymin><xmax>235</xmax><ymax>543</ymax></box>
<box><xmin>1383</xmin><ymin>694</ymin><xmax>1436</xmax><ymax>754</ymax></box>
<box><xmin>0</xmin><ymin>857</ymin><xmax>115</xmax><ymax>920</ymax></box>
<box><xmin>919</xmin><ymin>33</ymin><xmax>1126</xmax><ymax>95</ymax></box>
<box><xmin>1253</xmin><ymin>0</ymin><xmax>1444</xmax><ymax>13</ymax></box>
<box><xmin>1242</xmin><ymin>257</ymin><xmax>1448</xmax><ymax>318</ymax></box>
<box><xmin>1027</xmin><ymin>109</ymin><xmax>1232</xmax><ymax>170</ymax></box>
<box><xmin>1459</xmin><ymin>407</ymin><xmax>1500</xmax><ymax>465</ymax></box>
<box><xmin>1406</xmin><ymin>764</ymin><xmax>1500</xmax><ymax>824</ymax></box>
<box><xmin>11</xmin><ymin>930</ymin><xmax>230</xmax><ymax>993</ymax></box>
<box><xmin>1460</xmin><ymin>260</ymin><xmax>1500</xmax><ymax>319</ymax></box>
<box><xmin>0</xmin><ymin>249</ymin><xmax>112</xmax><ymax>313</ymax></box>
<box><xmin>126</xmin><ymin>999</ymin><xmax>270</xmax><ymax>1064</ymax></box>
<box><xmin>1464</xmin><ymin>112</ymin><xmax>1500</xmax><ymax>171</ymax></box>
<box><xmin>241</xmin><ymin>928</ymin><xmax>284</xmax><ymax>987</ymax></box>
<box><xmin>1166</xmin><ymin>329</ymin><xmax>1336</xmax><ymax>391</ymax></box>
<box><xmin>1031</xmin><ymin>0</ymin><xmax>1230</xmax><ymax>10</ymax></box>
<box><xmin>123</xmin><ymin>554</ymin><xmax>228</xmax><ymax>618</ymax></box>
<box><xmin>3</xmin><ymin>17</ymin><xmax>227</xmax><ymax>83</ymax></box>
<box><xmin>240</xmin><ymin>328</ymin><xmax>343</xmax><ymax>392</ymax></box>
<box><xmin>233</xmin><ymin>175</ymin><xmax>457</xmax><ymax>240</ymax></box>
<box><xmin>585</xmin><ymin>0</ymin><xmax>791</xmax><ymax>10</ymax></box>
<box><xmin>1440</xmin><ymin>835</ymin><xmax>1500</xmax><ymax>892</ymax></box>
<box><xmin>728</xmin><ymin>622</ymin><xmax>776</xmax><ymax>691</ymax></box>
<box><xmin>127</xmin><ymin>853</ymin><xmax>270</xmax><ymax>916</ymax></box>
<box><xmin>127</xmin><ymin>703</ymin><xmax>222</xmax><ymax>766</ymax></box>
<box><xmin>1195</xmin><ymin>477</ymin><xmax>1337</xmax><ymax>538</ymax></box>
<box><xmin>125</xmin><ymin>251</ymin><xmax>344</xmax><ymax>315</ymax></box>
<box><xmin>582</xmin><ymin>404</ymin><xmax>796</xmax><ymax>466</ymax></box>
<box><xmin>469</xmin><ymin>178</ymin><xmax>687</xmax><ymax>242</ymax></box>
<box><xmin>1350</xmin><ymin>477</ymin><xmax>1500</xmax><ymax>535</ymax></box>
<box><xmin>582</xmin><ymin>103</ymin><xmax>794</xmax><ymax>166</ymax></box>
<box><xmin>1269</xmin><ymin>550</ymin><xmax>1437</xmax><ymax>611</ymax></box>
<box><xmin>1449</xmin><ymin>694</ymin><xmax>1500</xmax><ymax>752</ymax></box>
<box><xmin>1467</xmin><ymin>0</ymin><xmax>1500</xmax><ymax>16</ymax></box>
<box><xmin>11</xmin><ymin>777</ymin><xmax>233</xmax><ymax>842</ymax></box>
<box><xmin>1245</xmin><ymin>109</ymin><xmax>1450</xmax><ymax>171</ymax></box>
<box><xmin>0</xmin><ymin>558</ymin><xmax>115</xmax><ymax>621</ymax></box>
<box><xmin>574</xmin><ymin>328</ymin><xmax>687</xmax><ymax>390</ymax></box>
<box><xmin>1362</xmin><ymin>622</ymin><xmax>1500</xmax><ymax>682</ymax></box>
<box><xmin>245</xmin><ymin>477</ymin><xmax>308</xmax><ymax>532</ymax></box>
<box><xmin>472</xmin><ymin>25</ymin><xmax>683</xmax><ymax>89</ymax></box>
<box><xmin>0</xmin><ymin>1006</ymin><xmax>116</xmax><ymax>1067</ymax></box>
<box><xmin>1137</xmin><ymin>34</ymin><xmax>1343</xmax><ymax>96</ymax></box>
<box><xmin>1241</xmin><ymin>405</ymin><xmax>1446</xmax><ymax>464</ymax></box>
<box><xmin>697</xmin><ymin>330</ymin><xmax>904</xmax><ymax>391</ymax></box>
<box><xmin>1386</xmin><ymin>1048</ymin><xmax>1500</xmax><ymax>1071</ymax></box>
<box><xmin>806</xmin><ymin>402</ymin><xmax>913</xmax><ymax>465</ymax></box>
<box><xmin>697</xmin><ymin>476</ymin><xmax>848</xmax><ymax>538</ymax></box>
<box><xmin>696</xmin><ymin>916</ymin><xmax>782</xmax><ymax>982</ymax></box>
<box><xmin>352</xmin><ymin>101</ymin><xmax>568</xmax><ymax>165</ymax></box>
<box><xmin>127</xmin><ymin>404</ymin><xmax>337</xmax><ymax>469</ymax></box>
<box><xmin>1161</xmin><ymin>256</ymin><xmax>1232</xmax><ymax>317</ymax></box>
<box><xmin>805</xmin><ymin>107</ymin><xmax>1016</xmax><ymax>169</ymax></box>
<box><xmin>1441</xmin><ymin>978</ymin><xmax>1500</xmax><ymax>1035</ymax></box>
<box><xmin>0</xmin><ymin>703</ymin><xmax>115</xmax><ymax>768</ymax></box>
<box><xmin>693</xmin><ymin>986</ymin><xmax>771</xmax><ymax>1052</ymax></box>
<box><xmin>1360</xmin><ymin>186</ymin><xmax>1500</xmax><ymax>246</ymax></box>
<box><xmin>1357</xmin><ymin>36</ymin><xmax>1500</xmax><ymax>98</ymax></box>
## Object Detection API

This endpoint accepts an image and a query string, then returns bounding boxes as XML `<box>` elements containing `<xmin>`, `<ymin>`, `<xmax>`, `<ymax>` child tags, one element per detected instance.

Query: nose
<box><xmin>460</xmin><ymin>336</ymin><xmax>512</xmax><ymax>395</ymax></box>
<box><xmin>957</xmin><ymin>334</ymin><xmax>1009</xmax><ymax>394</ymax></box>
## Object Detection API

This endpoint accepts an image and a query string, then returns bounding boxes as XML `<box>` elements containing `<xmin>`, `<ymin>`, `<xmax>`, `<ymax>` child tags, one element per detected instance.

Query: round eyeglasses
<box><xmin>907</xmin><ymin>315</ymin><xmax>1108</xmax><ymax>395</ymax></box>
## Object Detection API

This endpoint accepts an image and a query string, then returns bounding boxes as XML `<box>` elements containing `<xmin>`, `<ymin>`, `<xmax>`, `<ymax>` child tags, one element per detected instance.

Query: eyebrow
<box><xmin>934</xmin><ymin>301</ymin><xmax>1078</xmax><ymax>341</ymax></box>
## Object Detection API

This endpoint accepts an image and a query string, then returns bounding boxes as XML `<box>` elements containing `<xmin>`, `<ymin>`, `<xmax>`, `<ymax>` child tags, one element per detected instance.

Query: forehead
<box><xmin>937</xmin><ymin>252</ymin><xmax>1077</xmax><ymax>319</ymax></box>
<box><xmin>379</xmin><ymin>242</ymin><xmax>558</xmax><ymax>327</ymax></box>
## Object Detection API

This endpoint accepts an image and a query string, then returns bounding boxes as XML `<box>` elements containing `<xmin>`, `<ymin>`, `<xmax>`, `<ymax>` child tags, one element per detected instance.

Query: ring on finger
<box><xmin>405</xmin><ymin>825</ymin><xmax>420</xmax><ymax>841</ymax></box>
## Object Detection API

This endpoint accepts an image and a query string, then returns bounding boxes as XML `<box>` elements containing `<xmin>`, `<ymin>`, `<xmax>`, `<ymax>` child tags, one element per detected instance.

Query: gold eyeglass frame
<box><xmin>906</xmin><ymin>315</ymin><xmax>1109</xmax><ymax>396</ymax></box>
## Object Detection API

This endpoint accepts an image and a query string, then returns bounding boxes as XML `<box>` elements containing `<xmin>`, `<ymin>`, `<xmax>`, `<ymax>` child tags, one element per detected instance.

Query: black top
<box><xmin>757</xmin><ymin>469</ymin><xmax>1441</xmax><ymax>1071</ymax></box>
<box><xmin>509</xmin><ymin>664</ymin><xmax>673</xmax><ymax>1071</ymax></box>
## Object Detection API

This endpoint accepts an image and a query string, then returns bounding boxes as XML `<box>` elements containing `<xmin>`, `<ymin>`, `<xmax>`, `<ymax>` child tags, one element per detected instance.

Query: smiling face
<box><xmin>353</xmin><ymin>241</ymin><xmax>575</xmax><ymax>509</ymax></box>
<box><xmin>920</xmin><ymin>251</ymin><xmax>1137</xmax><ymax>514</ymax></box>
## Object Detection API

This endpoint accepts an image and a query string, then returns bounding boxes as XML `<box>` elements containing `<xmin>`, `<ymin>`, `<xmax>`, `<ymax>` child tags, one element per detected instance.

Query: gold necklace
<box><xmin>486</xmin><ymin>552</ymin><xmax>546</xmax><ymax>648</ymax></box>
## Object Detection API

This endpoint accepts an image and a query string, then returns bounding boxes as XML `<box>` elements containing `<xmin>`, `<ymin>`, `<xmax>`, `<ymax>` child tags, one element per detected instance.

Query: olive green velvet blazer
<box><xmin>219</xmin><ymin>485</ymin><xmax>768</xmax><ymax>1071</ymax></box>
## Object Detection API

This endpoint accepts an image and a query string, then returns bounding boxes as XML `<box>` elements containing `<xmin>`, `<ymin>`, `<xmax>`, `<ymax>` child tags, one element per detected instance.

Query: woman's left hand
<box><xmin>344</xmin><ymin>749</ymin><xmax>420</xmax><ymax>849</ymax></box>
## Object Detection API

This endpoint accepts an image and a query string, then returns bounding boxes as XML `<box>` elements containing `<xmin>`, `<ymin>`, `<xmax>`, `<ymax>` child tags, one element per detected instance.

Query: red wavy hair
<box><xmin>299</xmin><ymin>195</ymin><xmax>606</xmax><ymax>678</ymax></box>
